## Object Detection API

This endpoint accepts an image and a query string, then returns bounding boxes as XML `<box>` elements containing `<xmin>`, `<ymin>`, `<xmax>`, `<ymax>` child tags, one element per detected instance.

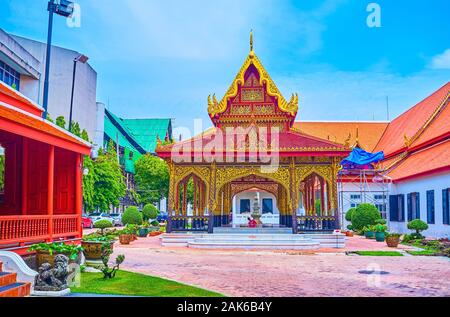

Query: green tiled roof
<box><xmin>121</xmin><ymin>119</ymin><xmax>171</xmax><ymax>153</ymax></box>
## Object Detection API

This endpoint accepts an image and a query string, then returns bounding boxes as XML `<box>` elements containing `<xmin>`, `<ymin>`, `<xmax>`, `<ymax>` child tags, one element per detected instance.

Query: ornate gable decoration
<box><xmin>208</xmin><ymin>32</ymin><xmax>299</xmax><ymax>125</ymax></box>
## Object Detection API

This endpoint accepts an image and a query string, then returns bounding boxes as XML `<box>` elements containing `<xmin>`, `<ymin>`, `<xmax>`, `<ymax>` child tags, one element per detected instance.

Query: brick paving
<box><xmin>109</xmin><ymin>235</ymin><xmax>450</xmax><ymax>297</ymax></box>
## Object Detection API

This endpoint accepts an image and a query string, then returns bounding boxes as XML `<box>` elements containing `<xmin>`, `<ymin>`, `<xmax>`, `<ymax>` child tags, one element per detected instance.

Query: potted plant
<box><xmin>138</xmin><ymin>221</ymin><xmax>150</xmax><ymax>237</ymax></box>
<box><xmin>93</xmin><ymin>219</ymin><xmax>113</xmax><ymax>235</ymax></box>
<box><xmin>28</xmin><ymin>242</ymin><xmax>83</xmax><ymax>267</ymax></box>
<box><xmin>82</xmin><ymin>234</ymin><xmax>115</xmax><ymax>261</ymax></box>
<box><xmin>374</xmin><ymin>224</ymin><xmax>387</xmax><ymax>242</ymax></box>
<box><xmin>119</xmin><ymin>225</ymin><xmax>136</xmax><ymax>245</ymax></box>
<box><xmin>385</xmin><ymin>233</ymin><xmax>401</xmax><ymax>248</ymax></box>
<box><xmin>363</xmin><ymin>225</ymin><xmax>375</xmax><ymax>239</ymax></box>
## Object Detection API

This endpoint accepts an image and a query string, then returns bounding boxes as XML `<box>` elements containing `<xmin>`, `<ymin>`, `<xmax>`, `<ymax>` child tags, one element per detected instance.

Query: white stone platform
<box><xmin>161</xmin><ymin>232</ymin><xmax>345</xmax><ymax>249</ymax></box>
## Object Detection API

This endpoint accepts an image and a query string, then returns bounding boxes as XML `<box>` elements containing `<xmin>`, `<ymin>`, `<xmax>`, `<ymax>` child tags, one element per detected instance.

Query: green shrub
<box><xmin>122</xmin><ymin>206</ymin><xmax>143</xmax><ymax>225</ymax></box>
<box><xmin>345</xmin><ymin>208</ymin><xmax>356</xmax><ymax>222</ymax></box>
<box><xmin>351</xmin><ymin>203</ymin><xmax>381</xmax><ymax>231</ymax></box>
<box><xmin>347</xmin><ymin>224</ymin><xmax>353</xmax><ymax>231</ymax></box>
<box><xmin>142</xmin><ymin>204</ymin><xmax>159</xmax><ymax>221</ymax></box>
<box><xmin>407</xmin><ymin>219</ymin><xmax>428</xmax><ymax>239</ymax></box>
<box><xmin>94</xmin><ymin>219</ymin><xmax>113</xmax><ymax>235</ymax></box>
<box><xmin>375</xmin><ymin>219</ymin><xmax>387</xmax><ymax>225</ymax></box>
<box><xmin>151</xmin><ymin>220</ymin><xmax>160</xmax><ymax>227</ymax></box>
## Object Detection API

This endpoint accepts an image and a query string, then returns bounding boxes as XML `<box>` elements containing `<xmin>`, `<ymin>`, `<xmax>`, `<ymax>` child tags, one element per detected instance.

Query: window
<box><xmin>350</xmin><ymin>203</ymin><xmax>360</xmax><ymax>208</ymax></box>
<box><xmin>350</xmin><ymin>194</ymin><xmax>361</xmax><ymax>200</ymax></box>
<box><xmin>389</xmin><ymin>194</ymin><xmax>405</xmax><ymax>222</ymax></box>
<box><xmin>407</xmin><ymin>192</ymin><xmax>420</xmax><ymax>221</ymax></box>
<box><xmin>375</xmin><ymin>203</ymin><xmax>387</xmax><ymax>219</ymax></box>
<box><xmin>0</xmin><ymin>61</ymin><xmax>20</xmax><ymax>90</ymax></box>
<box><xmin>426</xmin><ymin>190</ymin><xmax>435</xmax><ymax>224</ymax></box>
<box><xmin>240</xmin><ymin>199</ymin><xmax>250</xmax><ymax>213</ymax></box>
<box><xmin>262</xmin><ymin>198</ymin><xmax>273</xmax><ymax>214</ymax></box>
<box><xmin>443</xmin><ymin>188</ymin><xmax>450</xmax><ymax>225</ymax></box>
<box><xmin>374</xmin><ymin>194</ymin><xmax>386</xmax><ymax>200</ymax></box>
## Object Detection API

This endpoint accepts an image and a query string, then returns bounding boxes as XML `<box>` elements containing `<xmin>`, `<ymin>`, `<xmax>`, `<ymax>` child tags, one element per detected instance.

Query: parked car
<box><xmin>88</xmin><ymin>212</ymin><xmax>102</xmax><ymax>222</ymax></box>
<box><xmin>110</xmin><ymin>213</ymin><xmax>123</xmax><ymax>227</ymax></box>
<box><xmin>157</xmin><ymin>212</ymin><xmax>168</xmax><ymax>222</ymax></box>
<box><xmin>82</xmin><ymin>216</ymin><xmax>93</xmax><ymax>229</ymax></box>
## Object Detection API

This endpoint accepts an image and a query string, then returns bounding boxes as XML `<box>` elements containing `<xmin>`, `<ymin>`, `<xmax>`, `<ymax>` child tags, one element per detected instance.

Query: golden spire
<box><xmin>250</xmin><ymin>29</ymin><xmax>254</xmax><ymax>52</ymax></box>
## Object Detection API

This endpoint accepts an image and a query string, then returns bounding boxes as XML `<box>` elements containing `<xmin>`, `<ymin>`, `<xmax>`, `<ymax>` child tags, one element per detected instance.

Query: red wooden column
<box><xmin>182</xmin><ymin>180</ymin><xmax>187</xmax><ymax>216</ymax></box>
<box><xmin>47</xmin><ymin>145</ymin><xmax>55</xmax><ymax>242</ymax></box>
<box><xmin>75</xmin><ymin>154</ymin><xmax>82</xmax><ymax>238</ymax></box>
<box><xmin>21</xmin><ymin>138</ymin><xmax>28</xmax><ymax>215</ymax></box>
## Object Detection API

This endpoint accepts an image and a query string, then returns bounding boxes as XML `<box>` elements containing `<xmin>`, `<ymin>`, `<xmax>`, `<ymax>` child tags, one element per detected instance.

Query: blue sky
<box><xmin>1</xmin><ymin>0</ymin><xmax>450</xmax><ymax>131</ymax></box>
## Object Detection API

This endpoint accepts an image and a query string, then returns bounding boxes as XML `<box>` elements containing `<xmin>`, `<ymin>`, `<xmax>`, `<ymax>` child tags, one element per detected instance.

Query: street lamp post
<box><xmin>42</xmin><ymin>0</ymin><xmax>75</xmax><ymax>119</ymax></box>
<box><xmin>68</xmin><ymin>54</ymin><xmax>89</xmax><ymax>132</ymax></box>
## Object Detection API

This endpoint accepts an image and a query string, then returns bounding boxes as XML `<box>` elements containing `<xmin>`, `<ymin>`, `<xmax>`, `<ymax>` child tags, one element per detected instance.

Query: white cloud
<box><xmin>430</xmin><ymin>49</ymin><xmax>450</xmax><ymax>70</ymax></box>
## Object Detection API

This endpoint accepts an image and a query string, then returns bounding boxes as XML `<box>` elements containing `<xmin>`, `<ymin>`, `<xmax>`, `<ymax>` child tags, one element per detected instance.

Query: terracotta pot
<box><xmin>149</xmin><ymin>231</ymin><xmax>162</xmax><ymax>237</ymax></box>
<box><xmin>119</xmin><ymin>234</ymin><xmax>132</xmax><ymax>245</ymax></box>
<box><xmin>82</xmin><ymin>241</ymin><xmax>114</xmax><ymax>261</ymax></box>
<box><xmin>346</xmin><ymin>231</ymin><xmax>354</xmax><ymax>237</ymax></box>
<box><xmin>386</xmin><ymin>236</ymin><xmax>400</xmax><ymax>248</ymax></box>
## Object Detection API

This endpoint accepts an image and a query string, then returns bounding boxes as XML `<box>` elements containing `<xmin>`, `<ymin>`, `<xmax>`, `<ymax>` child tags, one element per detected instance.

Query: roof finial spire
<box><xmin>250</xmin><ymin>29</ymin><xmax>254</xmax><ymax>52</ymax></box>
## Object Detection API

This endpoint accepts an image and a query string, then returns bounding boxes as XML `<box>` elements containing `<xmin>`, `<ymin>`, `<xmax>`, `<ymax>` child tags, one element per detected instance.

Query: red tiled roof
<box><xmin>157</xmin><ymin>127</ymin><xmax>350</xmax><ymax>157</ymax></box>
<box><xmin>374</xmin><ymin>82</ymin><xmax>450</xmax><ymax>157</ymax></box>
<box><xmin>293</xmin><ymin>121</ymin><xmax>388</xmax><ymax>152</ymax></box>
<box><xmin>410</xmin><ymin>99</ymin><xmax>450</xmax><ymax>149</ymax></box>
<box><xmin>387</xmin><ymin>139</ymin><xmax>450</xmax><ymax>181</ymax></box>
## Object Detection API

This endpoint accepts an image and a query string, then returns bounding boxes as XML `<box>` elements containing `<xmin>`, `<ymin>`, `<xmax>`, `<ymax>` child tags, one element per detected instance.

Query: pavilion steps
<box><xmin>0</xmin><ymin>261</ymin><xmax>31</xmax><ymax>297</ymax></box>
<box><xmin>161</xmin><ymin>233</ymin><xmax>346</xmax><ymax>249</ymax></box>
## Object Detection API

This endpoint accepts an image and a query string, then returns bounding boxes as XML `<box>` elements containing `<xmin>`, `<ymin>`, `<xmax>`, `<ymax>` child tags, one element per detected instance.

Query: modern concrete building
<box><xmin>0</xmin><ymin>28</ymin><xmax>98</xmax><ymax>145</ymax></box>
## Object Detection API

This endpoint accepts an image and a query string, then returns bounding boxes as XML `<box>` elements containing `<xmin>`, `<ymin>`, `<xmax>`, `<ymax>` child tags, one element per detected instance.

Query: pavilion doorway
<box><xmin>231</xmin><ymin>189</ymin><xmax>279</xmax><ymax>227</ymax></box>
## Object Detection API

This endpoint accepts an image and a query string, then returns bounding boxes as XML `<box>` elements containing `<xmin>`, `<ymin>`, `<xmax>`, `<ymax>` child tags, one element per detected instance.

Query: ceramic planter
<box><xmin>375</xmin><ymin>232</ymin><xmax>385</xmax><ymax>242</ymax></box>
<box><xmin>119</xmin><ymin>234</ymin><xmax>132</xmax><ymax>245</ymax></box>
<box><xmin>138</xmin><ymin>228</ymin><xmax>149</xmax><ymax>237</ymax></box>
<box><xmin>364</xmin><ymin>231</ymin><xmax>375</xmax><ymax>239</ymax></box>
<box><xmin>82</xmin><ymin>241</ymin><xmax>113</xmax><ymax>261</ymax></box>
<box><xmin>386</xmin><ymin>236</ymin><xmax>400</xmax><ymax>247</ymax></box>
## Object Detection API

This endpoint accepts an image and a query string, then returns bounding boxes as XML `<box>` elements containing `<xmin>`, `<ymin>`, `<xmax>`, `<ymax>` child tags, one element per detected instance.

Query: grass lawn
<box><xmin>406</xmin><ymin>250</ymin><xmax>438</xmax><ymax>256</ymax></box>
<box><xmin>71</xmin><ymin>270</ymin><xmax>224</xmax><ymax>297</ymax></box>
<box><xmin>353</xmin><ymin>251</ymin><xmax>404</xmax><ymax>256</ymax></box>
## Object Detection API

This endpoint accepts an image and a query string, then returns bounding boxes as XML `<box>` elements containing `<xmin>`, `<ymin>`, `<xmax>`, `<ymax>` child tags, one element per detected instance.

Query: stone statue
<box><xmin>251</xmin><ymin>194</ymin><xmax>262</xmax><ymax>225</ymax></box>
<box><xmin>34</xmin><ymin>254</ymin><xmax>69</xmax><ymax>292</ymax></box>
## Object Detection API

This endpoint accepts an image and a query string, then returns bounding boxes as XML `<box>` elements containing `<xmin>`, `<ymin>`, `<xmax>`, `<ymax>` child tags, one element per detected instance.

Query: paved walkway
<box><xmin>109</xmin><ymin>235</ymin><xmax>450</xmax><ymax>297</ymax></box>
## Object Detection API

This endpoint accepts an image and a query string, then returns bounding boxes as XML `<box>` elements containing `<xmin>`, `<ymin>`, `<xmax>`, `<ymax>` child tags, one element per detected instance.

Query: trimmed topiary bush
<box><xmin>351</xmin><ymin>203</ymin><xmax>381</xmax><ymax>231</ymax></box>
<box><xmin>345</xmin><ymin>208</ymin><xmax>356</xmax><ymax>222</ymax></box>
<box><xmin>122</xmin><ymin>206</ymin><xmax>143</xmax><ymax>225</ymax></box>
<box><xmin>94</xmin><ymin>219</ymin><xmax>113</xmax><ymax>235</ymax></box>
<box><xmin>375</xmin><ymin>219</ymin><xmax>387</xmax><ymax>225</ymax></box>
<box><xmin>142</xmin><ymin>204</ymin><xmax>159</xmax><ymax>221</ymax></box>
<box><xmin>151</xmin><ymin>220</ymin><xmax>159</xmax><ymax>227</ymax></box>
<box><xmin>407</xmin><ymin>219</ymin><xmax>428</xmax><ymax>239</ymax></box>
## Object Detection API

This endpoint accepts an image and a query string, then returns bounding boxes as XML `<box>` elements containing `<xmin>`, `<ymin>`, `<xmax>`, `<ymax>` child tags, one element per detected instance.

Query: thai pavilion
<box><xmin>156</xmin><ymin>34</ymin><xmax>351</xmax><ymax>233</ymax></box>
<box><xmin>0</xmin><ymin>81</ymin><xmax>91</xmax><ymax>253</ymax></box>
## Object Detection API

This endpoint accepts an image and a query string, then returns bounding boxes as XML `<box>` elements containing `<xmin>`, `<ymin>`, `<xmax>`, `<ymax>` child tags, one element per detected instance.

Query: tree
<box><xmin>70</xmin><ymin>121</ymin><xmax>81</xmax><ymax>137</ymax></box>
<box><xmin>81</xmin><ymin>129</ymin><xmax>90</xmax><ymax>142</ymax></box>
<box><xmin>82</xmin><ymin>155</ymin><xmax>95</xmax><ymax>212</ymax></box>
<box><xmin>56</xmin><ymin>116</ymin><xmax>66</xmax><ymax>129</ymax></box>
<box><xmin>82</xmin><ymin>141</ymin><xmax>126</xmax><ymax>212</ymax></box>
<box><xmin>134</xmin><ymin>154</ymin><xmax>169</xmax><ymax>205</ymax></box>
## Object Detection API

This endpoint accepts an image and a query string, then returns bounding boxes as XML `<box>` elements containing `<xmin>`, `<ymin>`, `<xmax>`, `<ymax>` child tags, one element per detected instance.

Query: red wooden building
<box><xmin>0</xmin><ymin>81</ymin><xmax>91</xmax><ymax>253</ymax></box>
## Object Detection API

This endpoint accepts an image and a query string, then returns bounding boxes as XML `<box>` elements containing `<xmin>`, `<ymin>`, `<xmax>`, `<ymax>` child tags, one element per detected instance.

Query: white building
<box><xmin>295</xmin><ymin>82</ymin><xmax>450</xmax><ymax>238</ymax></box>
<box><xmin>0</xmin><ymin>28</ymin><xmax>99</xmax><ymax>145</ymax></box>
